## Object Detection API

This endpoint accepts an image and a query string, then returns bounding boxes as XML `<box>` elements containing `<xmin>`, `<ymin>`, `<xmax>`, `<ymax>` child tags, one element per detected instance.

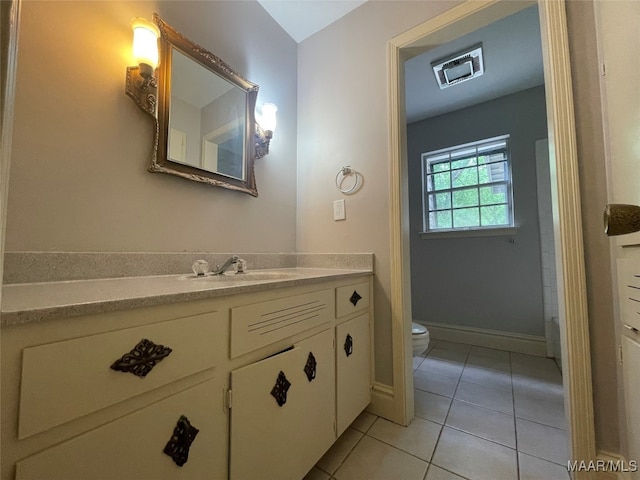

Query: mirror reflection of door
<box><xmin>168</xmin><ymin>48</ymin><xmax>247</xmax><ymax>180</ymax></box>
<box><xmin>169</xmin><ymin>128</ymin><xmax>187</xmax><ymax>163</ymax></box>
<box><xmin>202</xmin><ymin>119</ymin><xmax>244</xmax><ymax>178</ymax></box>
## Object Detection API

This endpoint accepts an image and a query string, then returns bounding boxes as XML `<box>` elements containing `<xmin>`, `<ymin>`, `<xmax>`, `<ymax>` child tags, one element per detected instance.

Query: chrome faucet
<box><xmin>211</xmin><ymin>255</ymin><xmax>239</xmax><ymax>275</ymax></box>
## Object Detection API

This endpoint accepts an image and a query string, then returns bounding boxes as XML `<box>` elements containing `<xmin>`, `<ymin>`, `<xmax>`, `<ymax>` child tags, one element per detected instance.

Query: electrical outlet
<box><xmin>333</xmin><ymin>199</ymin><xmax>346</xmax><ymax>221</ymax></box>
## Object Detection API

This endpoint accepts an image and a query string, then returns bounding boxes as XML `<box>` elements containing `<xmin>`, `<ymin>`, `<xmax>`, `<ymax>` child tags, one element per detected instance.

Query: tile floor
<box><xmin>305</xmin><ymin>340</ymin><xmax>570</xmax><ymax>480</ymax></box>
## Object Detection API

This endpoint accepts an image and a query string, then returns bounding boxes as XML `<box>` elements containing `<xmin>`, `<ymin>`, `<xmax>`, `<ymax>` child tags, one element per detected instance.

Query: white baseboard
<box><xmin>424</xmin><ymin>321</ymin><xmax>547</xmax><ymax>357</ymax></box>
<box><xmin>367</xmin><ymin>382</ymin><xmax>397</xmax><ymax>422</ymax></box>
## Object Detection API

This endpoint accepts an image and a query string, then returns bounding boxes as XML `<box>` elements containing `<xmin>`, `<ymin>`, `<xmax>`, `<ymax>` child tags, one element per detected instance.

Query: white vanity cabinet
<box><xmin>1</xmin><ymin>306</ymin><xmax>229</xmax><ymax>480</ymax></box>
<box><xmin>336</xmin><ymin>313</ymin><xmax>371</xmax><ymax>436</ymax></box>
<box><xmin>229</xmin><ymin>328</ymin><xmax>336</xmax><ymax>480</ymax></box>
<box><xmin>15</xmin><ymin>376</ymin><xmax>228</xmax><ymax>480</ymax></box>
<box><xmin>1</xmin><ymin>273</ymin><xmax>373</xmax><ymax>480</ymax></box>
<box><xmin>335</xmin><ymin>281</ymin><xmax>372</xmax><ymax>435</ymax></box>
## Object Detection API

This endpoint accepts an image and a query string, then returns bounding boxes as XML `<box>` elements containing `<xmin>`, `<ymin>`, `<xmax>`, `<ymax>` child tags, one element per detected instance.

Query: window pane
<box><xmin>421</xmin><ymin>136</ymin><xmax>511</xmax><ymax>232</ymax></box>
<box><xmin>479</xmin><ymin>184</ymin><xmax>507</xmax><ymax>205</ymax></box>
<box><xmin>453</xmin><ymin>207</ymin><xmax>479</xmax><ymax>228</ymax></box>
<box><xmin>478</xmin><ymin>162</ymin><xmax>507</xmax><ymax>184</ymax></box>
<box><xmin>428</xmin><ymin>172</ymin><xmax>450</xmax><ymax>191</ymax></box>
<box><xmin>450</xmin><ymin>146</ymin><xmax>476</xmax><ymax>160</ymax></box>
<box><xmin>431</xmin><ymin>161</ymin><xmax>450</xmax><ymax>173</ymax></box>
<box><xmin>452</xmin><ymin>188</ymin><xmax>478</xmax><ymax>208</ymax></box>
<box><xmin>478</xmin><ymin>152</ymin><xmax>507</xmax><ymax>164</ymax></box>
<box><xmin>428</xmin><ymin>192</ymin><xmax>451</xmax><ymax>211</ymax></box>
<box><xmin>429</xmin><ymin>210</ymin><xmax>452</xmax><ymax>230</ymax></box>
<box><xmin>480</xmin><ymin>204</ymin><xmax>509</xmax><ymax>226</ymax></box>
<box><xmin>451</xmin><ymin>157</ymin><xmax>476</xmax><ymax>170</ymax></box>
<box><xmin>451</xmin><ymin>167</ymin><xmax>478</xmax><ymax>188</ymax></box>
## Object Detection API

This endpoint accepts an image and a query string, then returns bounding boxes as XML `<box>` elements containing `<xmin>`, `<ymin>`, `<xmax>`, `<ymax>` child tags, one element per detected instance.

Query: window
<box><xmin>422</xmin><ymin>135</ymin><xmax>513</xmax><ymax>233</ymax></box>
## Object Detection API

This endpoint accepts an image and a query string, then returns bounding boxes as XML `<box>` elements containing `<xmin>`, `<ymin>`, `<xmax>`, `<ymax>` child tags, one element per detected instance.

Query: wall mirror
<box><xmin>152</xmin><ymin>14</ymin><xmax>260</xmax><ymax>195</ymax></box>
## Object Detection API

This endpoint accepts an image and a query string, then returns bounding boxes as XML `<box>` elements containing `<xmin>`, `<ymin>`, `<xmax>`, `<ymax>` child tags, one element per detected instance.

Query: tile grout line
<box><xmin>321</xmin><ymin>427</ymin><xmax>369</xmax><ymax>478</ymax></box>
<box><xmin>510</xmin><ymin>350</ymin><xmax>521</xmax><ymax>480</ymax></box>
<box><xmin>325</xmin><ymin>343</ymin><xmax>566</xmax><ymax>480</ymax></box>
<box><xmin>425</xmin><ymin>344</ymin><xmax>472</xmax><ymax>475</ymax></box>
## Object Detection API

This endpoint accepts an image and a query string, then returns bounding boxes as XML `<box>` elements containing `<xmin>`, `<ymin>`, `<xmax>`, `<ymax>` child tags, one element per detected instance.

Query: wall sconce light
<box><xmin>125</xmin><ymin>17</ymin><xmax>160</xmax><ymax>116</ymax></box>
<box><xmin>604</xmin><ymin>204</ymin><xmax>640</xmax><ymax>236</ymax></box>
<box><xmin>255</xmin><ymin>103</ymin><xmax>278</xmax><ymax>159</ymax></box>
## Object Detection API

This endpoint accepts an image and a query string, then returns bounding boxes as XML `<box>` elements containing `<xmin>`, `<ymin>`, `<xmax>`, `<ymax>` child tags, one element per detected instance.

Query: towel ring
<box><xmin>335</xmin><ymin>166</ymin><xmax>362</xmax><ymax>194</ymax></box>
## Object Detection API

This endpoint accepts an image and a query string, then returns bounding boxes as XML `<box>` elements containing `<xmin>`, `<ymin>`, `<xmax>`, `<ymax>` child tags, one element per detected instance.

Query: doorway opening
<box><xmin>387</xmin><ymin>0</ymin><xmax>595</xmax><ymax>470</ymax></box>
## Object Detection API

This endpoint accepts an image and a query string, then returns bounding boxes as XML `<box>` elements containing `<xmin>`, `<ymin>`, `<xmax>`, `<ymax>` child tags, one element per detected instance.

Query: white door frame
<box><xmin>387</xmin><ymin>0</ymin><xmax>596</xmax><ymax>475</ymax></box>
<box><xmin>1</xmin><ymin>0</ymin><xmax>21</xmax><ymax>307</ymax></box>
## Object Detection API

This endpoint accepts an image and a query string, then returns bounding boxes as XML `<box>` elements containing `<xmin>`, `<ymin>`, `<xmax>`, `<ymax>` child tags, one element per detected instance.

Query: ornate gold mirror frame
<box><xmin>127</xmin><ymin>14</ymin><xmax>262</xmax><ymax>196</ymax></box>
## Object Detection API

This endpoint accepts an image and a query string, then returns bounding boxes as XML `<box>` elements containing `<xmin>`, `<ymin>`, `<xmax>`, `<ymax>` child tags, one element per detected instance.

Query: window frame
<box><xmin>420</xmin><ymin>134</ymin><xmax>514</xmax><ymax>234</ymax></box>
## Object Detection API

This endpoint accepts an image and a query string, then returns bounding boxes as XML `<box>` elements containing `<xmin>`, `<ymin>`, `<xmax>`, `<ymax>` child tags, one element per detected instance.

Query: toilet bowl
<box><xmin>412</xmin><ymin>322</ymin><xmax>430</xmax><ymax>356</ymax></box>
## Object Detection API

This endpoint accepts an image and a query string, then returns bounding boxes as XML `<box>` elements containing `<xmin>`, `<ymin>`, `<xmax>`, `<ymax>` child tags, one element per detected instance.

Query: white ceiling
<box><xmin>257</xmin><ymin>0</ymin><xmax>366</xmax><ymax>43</ymax></box>
<box><xmin>405</xmin><ymin>5</ymin><xmax>544</xmax><ymax>123</ymax></box>
<box><xmin>257</xmin><ymin>2</ymin><xmax>544</xmax><ymax>123</ymax></box>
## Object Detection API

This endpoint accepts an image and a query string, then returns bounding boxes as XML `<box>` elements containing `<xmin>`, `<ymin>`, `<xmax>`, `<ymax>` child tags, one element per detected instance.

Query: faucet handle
<box><xmin>236</xmin><ymin>258</ymin><xmax>247</xmax><ymax>273</ymax></box>
<box><xmin>192</xmin><ymin>260</ymin><xmax>209</xmax><ymax>276</ymax></box>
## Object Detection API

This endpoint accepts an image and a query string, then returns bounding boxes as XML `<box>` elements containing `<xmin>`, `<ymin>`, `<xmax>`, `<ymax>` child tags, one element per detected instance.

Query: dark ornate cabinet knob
<box><xmin>344</xmin><ymin>334</ymin><xmax>353</xmax><ymax>357</ymax></box>
<box><xmin>110</xmin><ymin>338</ymin><xmax>172</xmax><ymax>378</ymax></box>
<box><xmin>350</xmin><ymin>290</ymin><xmax>362</xmax><ymax>306</ymax></box>
<box><xmin>304</xmin><ymin>352</ymin><xmax>317</xmax><ymax>382</ymax></box>
<box><xmin>271</xmin><ymin>371</ymin><xmax>291</xmax><ymax>406</ymax></box>
<box><xmin>163</xmin><ymin>415</ymin><xmax>199</xmax><ymax>467</ymax></box>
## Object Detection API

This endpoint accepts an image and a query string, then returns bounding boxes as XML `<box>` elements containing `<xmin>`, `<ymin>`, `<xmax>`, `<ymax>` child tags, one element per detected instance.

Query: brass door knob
<box><xmin>604</xmin><ymin>204</ymin><xmax>640</xmax><ymax>236</ymax></box>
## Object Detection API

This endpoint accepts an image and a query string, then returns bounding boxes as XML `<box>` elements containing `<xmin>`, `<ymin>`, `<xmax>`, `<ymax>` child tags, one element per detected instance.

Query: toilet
<box><xmin>412</xmin><ymin>322</ymin><xmax>430</xmax><ymax>356</ymax></box>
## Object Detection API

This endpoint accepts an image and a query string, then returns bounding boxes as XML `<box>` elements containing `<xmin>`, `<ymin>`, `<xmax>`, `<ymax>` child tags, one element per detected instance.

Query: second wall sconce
<box><xmin>255</xmin><ymin>103</ymin><xmax>278</xmax><ymax>159</ymax></box>
<box><xmin>125</xmin><ymin>18</ymin><xmax>160</xmax><ymax>116</ymax></box>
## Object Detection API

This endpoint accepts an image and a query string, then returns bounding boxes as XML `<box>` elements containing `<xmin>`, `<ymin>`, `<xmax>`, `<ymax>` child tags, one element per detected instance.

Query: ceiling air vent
<box><xmin>431</xmin><ymin>45</ymin><xmax>484</xmax><ymax>89</ymax></box>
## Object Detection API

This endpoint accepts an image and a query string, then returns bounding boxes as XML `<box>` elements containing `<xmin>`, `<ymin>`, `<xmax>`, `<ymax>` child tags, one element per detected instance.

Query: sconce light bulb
<box><xmin>131</xmin><ymin>18</ymin><xmax>160</xmax><ymax>71</ymax></box>
<box><xmin>260</xmin><ymin>103</ymin><xmax>278</xmax><ymax>133</ymax></box>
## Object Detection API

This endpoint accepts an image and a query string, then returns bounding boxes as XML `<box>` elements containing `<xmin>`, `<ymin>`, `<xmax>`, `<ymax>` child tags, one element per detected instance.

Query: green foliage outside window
<box><xmin>423</xmin><ymin>136</ymin><xmax>512</xmax><ymax>232</ymax></box>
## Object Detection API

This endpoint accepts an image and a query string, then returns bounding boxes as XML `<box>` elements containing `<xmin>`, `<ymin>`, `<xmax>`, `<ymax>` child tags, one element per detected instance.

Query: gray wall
<box><xmin>407</xmin><ymin>86</ymin><xmax>548</xmax><ymax>336</ymax></box>
<box><xmin>296</xmin><ymin>0</ymin><xmax>466</xmax><ymax>387</ymax></box>
<box><xmin>6</xmin><ymin>1</ymin><xmax>297</xmax><ymax>253</ymax></box>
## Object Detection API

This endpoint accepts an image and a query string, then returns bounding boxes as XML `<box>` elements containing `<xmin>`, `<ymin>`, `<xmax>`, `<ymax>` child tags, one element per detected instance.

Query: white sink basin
<box><xmin>182</xmin><ymin>270</ymin><xmax>305</xmax><ymax>282</ymax></box>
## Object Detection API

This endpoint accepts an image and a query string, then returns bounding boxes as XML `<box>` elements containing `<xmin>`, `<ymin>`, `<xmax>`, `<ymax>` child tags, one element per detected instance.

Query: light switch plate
<box><xmin>333</xmin><ymin>199</ymin><xmax>346</xmax><ymax>221</ymax></box>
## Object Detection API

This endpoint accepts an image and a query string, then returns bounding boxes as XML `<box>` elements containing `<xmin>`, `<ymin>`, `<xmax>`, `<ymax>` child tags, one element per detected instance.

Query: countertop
<box><xmin>1</xmin><ymin>268</ymin><xmax>373</xmax><ymax>326</ymax></box>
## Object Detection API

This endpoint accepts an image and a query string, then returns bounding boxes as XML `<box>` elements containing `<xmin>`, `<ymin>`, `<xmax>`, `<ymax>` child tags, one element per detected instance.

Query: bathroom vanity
<box><xmin>0</xmin><ymin>268</ymin><xmax>373</xmax><ymax>480</ymax></box>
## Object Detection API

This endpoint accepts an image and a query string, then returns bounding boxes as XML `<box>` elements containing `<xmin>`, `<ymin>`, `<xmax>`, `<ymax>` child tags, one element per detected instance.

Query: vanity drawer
<box><xmin>230</xmin><ymin>289</ymin><xmax>333</xmax><ymax>358</ymax></box>
<box><xmin>16</xmin><ymin>377</ymin><xmax>228</xmax><ymax>480</ymax></box>
<box><xmin>336</xmin><ymin>280</ymin><xmax>370</xmax><ymax>320</ymax></box>
<box><xmin>18</xmin><ymin>311</ymin><xmax>225</xmax><ymax>439</ymax></box>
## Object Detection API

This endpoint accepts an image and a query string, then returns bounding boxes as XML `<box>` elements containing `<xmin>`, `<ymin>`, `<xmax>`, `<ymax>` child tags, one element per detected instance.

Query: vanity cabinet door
<box><xmin>15</xmin><ymin>377</ymin><xmax>228</xmax><ymax>480</ymax></box>
<box><xmin>336</xmin><ymin>313</ymin><xmax>371</xmax><ymax>436</ymax></box>
<box><xmin>229</xmin><ymin>328</ymin><xmax>335</xmax><ymax>480</ymax></box>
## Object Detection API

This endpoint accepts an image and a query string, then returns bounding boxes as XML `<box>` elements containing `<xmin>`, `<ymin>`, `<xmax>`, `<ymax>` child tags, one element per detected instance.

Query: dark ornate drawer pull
<box><xmin>110</xmin><ymin>338</ymin><xmax>172</xmax><ymax>378</ymax></box>
<box><xmin>271</xmin><ymin>371</ymin><xmax>291</xmax><ymax>406</ymax></box>
<box><xmin>350</xmin><ymin>290</ymin><xmax>362</xmax><ymax>306</ymax></box>
<box><xmin>344</xmin><ymin>334</ymin><xmax>353</xmax><ymax>357</ymax></box>
<box><xmin>304</xmin><ymin>352</ymin><xmax>317</xmax><ymax>382</ymax></box>
<box><xmin>163</xmin><ymin>415</ymin><xmax>199</xmax><ymax>467</ymax></box>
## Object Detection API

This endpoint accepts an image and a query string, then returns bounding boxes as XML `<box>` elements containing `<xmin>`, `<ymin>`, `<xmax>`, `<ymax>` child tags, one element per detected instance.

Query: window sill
<box><xmin>419</xmin><ymin>227</ymin><xmax>519</xmax><ymax>240</ymax></box>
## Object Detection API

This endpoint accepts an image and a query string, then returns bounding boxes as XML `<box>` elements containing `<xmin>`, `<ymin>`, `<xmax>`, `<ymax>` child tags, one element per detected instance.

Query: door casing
<box><xmin>386</xmin><ymin>0</ymin><xmax>596</xmax><ymax>476</ymax></box>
